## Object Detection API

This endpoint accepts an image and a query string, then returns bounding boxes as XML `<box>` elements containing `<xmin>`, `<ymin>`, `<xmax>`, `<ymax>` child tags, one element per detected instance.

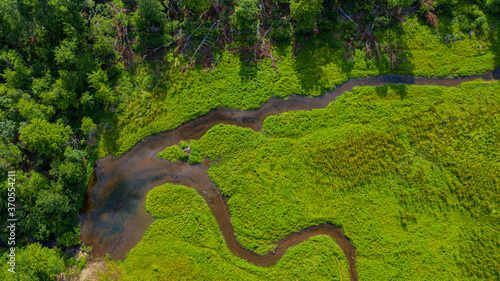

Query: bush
<box><xmin>0</xmin><ymin>244</ymin><xmax>65</xmax><ymax>280</ymax></box>
<box><xmin>375</xmin><ymin>16</ymin><xmax>394</xmax><ymax>28</ymax></box>
<box><xmin>142</xmin><ymin>74</ymin><xmax>158</xmax><ymax>90</ymax></box>
<box><xmin>157</xmin><ymin>145</ymin><xmax>188</xmax><ymax>161</ymax></box>
<box><xmin>486</xmin><ymin>0</ymin><xmax>500</xmax><ymax>14</ymax></box>
<box><xmin>231</xmin><ymin>0</ymin><xmax>259</xmax><ymax>34</ymax></box>
<box><xmin>270</xmin><ymin>26</ymin><xmax>292</xmax><ymax>42</ymax></box>
<box><xmin>187</xmin><ymin>140</ymin><xmax>203</xmax><ymax>164</ymax></box>
<box><xmin>387</xmin><ymin>0</ymin><xmax>416</xmax><ymax>9</ymax></box>
<box><xmin>474</xmin><ymin>15</ymin><xmax>487</xmax><ymax>32</ymax></box>
<box><xmin>179</xmin><ymin>140</ymin><xmax>189</xmax><ymax>149</ymax></box>
<box><xmin>179</xmin><ymin>0</ymin><xmax>211</xmax><ymax>14</ymax></box>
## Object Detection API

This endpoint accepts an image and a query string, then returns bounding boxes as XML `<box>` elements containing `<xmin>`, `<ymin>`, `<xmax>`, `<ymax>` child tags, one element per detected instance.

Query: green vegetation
<box><xmin>157</xmin><ymin>145</ymin><xmax>188</xmax><ymax>161</ymax></box>
<box><xmin>176</xmin><ymin>81</ymin><xmax>499</xmax><ymax>280</ymax></box>
<box><xmin>290</xmin><ymin>0</ymin><xmax>323</xmax><ymax>34</ymax></box>
<box><xmin>19</xmin><ymin>118</ymin><xmax>72</xmax><ymax>155</ymax></box>
<box><xmin>232</xmin><ymin>0</ymin><xmax>259</xmax><ymax>34</ymax></box>
<box><xmin>0</xmin><ymin>243</ymin><xmax>65</xmax><ymax>280</ymax></box>
<box><xmin>119</xmin><ymin>183</ymin><xmax>349</xmax><ymax>280</ymax></box>
<box><xmin>0</xmin><ymin>0</ymin><xmax>123</xmax><ymax>251</ymax></box>
<box><xmin>1</xmin><ymin>0</ymin><xmax>499</xmax><ymax>278</ymax></box>
<box><xmin>107</xmin><ymin>14</ymin><xmax>500</xmax><ymax>157</ymax></box>
<box><xmin>179</xmin><ymin>140</ymin><xmax>189</xmax><ymax>149</ymax></box>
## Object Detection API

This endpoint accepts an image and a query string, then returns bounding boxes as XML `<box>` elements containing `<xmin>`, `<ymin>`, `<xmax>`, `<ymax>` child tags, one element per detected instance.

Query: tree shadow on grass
<box><xmin>237</xmin><ymin>45</ymin><xmax>259</xmax><ymax>83</ymax></box>
<box><xmin>375</xmin><ymin>84</ymin><xmax>409</xmax><ymax>99</ymax></box>
<box><xmin>238</xmin><ymin>60</ymin><xmax>258</xmax><ymax>83</ymax></box>
<box><xmin>291</xmin><ymin>36</ymin><xmax>328</xmax><ymax>96</ymax></box>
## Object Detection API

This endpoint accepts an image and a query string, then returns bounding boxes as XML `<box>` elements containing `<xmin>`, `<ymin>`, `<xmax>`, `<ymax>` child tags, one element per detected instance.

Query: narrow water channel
<box><xmin>80</xmin><ymin>68</ymin><xmax>499</xmax><ymax>281</ymax></box>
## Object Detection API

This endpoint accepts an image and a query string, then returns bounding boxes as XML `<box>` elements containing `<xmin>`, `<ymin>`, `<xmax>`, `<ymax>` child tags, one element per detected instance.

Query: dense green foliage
<box><xmin>178</xmin><ymin>81</ymin><xmax>499</xmax><ymax>280</ymax></box>
<box><xmin>106</xmin><ymin>14</ymin><xmax>500</xmax><ymax>157</ymax></box>
<box><xmin>19</xmin><ymin>119</ymin><xmax>72</xmax><ymax>155</ymax></box>
<box><xmin>157</xmin><ymin>145</ymin><xmax>188</xmax><ymax>161</ymax></box>
<box><xmin>232</xmin><ymin>0</ymin><xmax>259</xmax><ymax>34</ymax></box>
<box><xmin>0</xmin><ymin>0</ymin><xmax>124</xmax><ymax>249</ymax></box>
<box><xmin>0</xmin><ymin>243</ymin><xmax>65</xmax><ymax>280</ymax></box>
<box><xmin>388</xmin><ymin>0</ymin><xmax>416</xmax><ymax>9</ymax></box>
<box><xmin>290</xmin><ymin>0</ymin><xmax>323</xmax><ymax>33</ymax></box>
<box><xmin>119</xmin><ymin>183</ymin><xmax>349</xmax><ymax>280</ymax></box>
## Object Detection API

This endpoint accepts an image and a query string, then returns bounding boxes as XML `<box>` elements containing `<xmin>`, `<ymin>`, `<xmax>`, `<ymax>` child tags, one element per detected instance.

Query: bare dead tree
<box><xmin>63</xmin><ymin>135</ymin><xmax>80</xmax><ymax>148</ymax></box>
<box><xmin>422</xmin><ymin>0</ymin><xmax>439</xmax><ymax>28</ymax></box>
<box><xmin>143</xmin><ymin>44</ymin><xmax>168</xmax><ymax>59</ymax></box>
<box><xmin>344</xmin><ymin>38</ymin><xmax>356</xmax><ymax>61</ymax></box>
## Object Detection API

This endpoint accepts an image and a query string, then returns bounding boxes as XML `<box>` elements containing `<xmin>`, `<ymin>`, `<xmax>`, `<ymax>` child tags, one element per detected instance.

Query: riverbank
<box><xmin>82</xmin><ymin>77</ymin><xmax>499</xmax><ymax>280</ymax></box>
<box><xmin>118</xmin><ymin>183</ymin><xmax>351</xmax><ymax>281</ymax></box>
<box><xmin>97</xmin><ymin>17</ymin><xmax>500</xmax><ymax>158</ymax></box>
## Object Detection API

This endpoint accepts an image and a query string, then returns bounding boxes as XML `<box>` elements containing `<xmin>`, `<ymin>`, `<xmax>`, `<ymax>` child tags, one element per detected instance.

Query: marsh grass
<box><xmin>183</xmin><ymin>81</ymin><xmax>499</xmax><ymax>280</ymax></box>
<box><xmin>119</xmin><ymin>183</ymin><xmax>349</xmax><ymax>280</ymax></box>
<box><xmin>98</xmin><ymin>18</ymin><xmax>499</xmax><ymax>158</ymax></box>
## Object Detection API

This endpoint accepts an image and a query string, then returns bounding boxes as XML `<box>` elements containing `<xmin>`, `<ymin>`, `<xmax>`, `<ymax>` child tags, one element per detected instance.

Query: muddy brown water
<box><xmin>80</xmin><ymin>68</ymin><xmax>499</xmax><ymax>281</ymax></box>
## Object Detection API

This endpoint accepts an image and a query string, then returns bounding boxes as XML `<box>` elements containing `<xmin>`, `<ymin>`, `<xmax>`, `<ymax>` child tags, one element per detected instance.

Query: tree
<box><xmin>132</xmin><ymin>0</ymin><xmax>166</xmax><ymax>49</ymax></box>
<box><xmin>0</xmin><ymin>50</ymin><xmax>30</xmax><ymax>89</ymax></box>
<box><xmin>231</xmin><ymin>0</ymin><xmax>259</xmax><ymax>34</ymax></box>
<box><xmin>81</xmin><ymin>116</ymin><xmax>97</xmax><ymax>137</ymax></box>
<box><xmin>16</xmin><ymin>98</ymin><xmax>55</xmax><ymax>121</ymax></box>
<box><xmin>88</xmin><ymin>69</ymin><xmax>116</xmax><ymax>106</ymax></box>
<box><xmin>19</xmin><ymin>119</ymin><xmax>72</xmax><ymax>155</ymax></box>
<box><xmin>486</xmin><ymin>0</ymin><xmax>500</xmax><ymax>14</ymax></box>
<box><xmin>0</xmin><ymin>243</ymin><xmax>65</xmax><ymax>280</ymax></box>
<box><xmin>179</xmin><ymin>0</ymin><xmax>211</xmax><ymax>14</ymax></box>
<box><xmin>0</xmin><ymin>142</ymin><xmax>22</xmax><ymax>176</ymax></box>
<box><xmin>23</xmin><ymin>189</ymin><xmax>74</xmax><ymax>240</ymax></box>
<box><xmin>50</xmin><ymin>160</ymin><xmax>83</xmax><ymax>187</ymax></box>
<box><xmin>0</xmin><ymin>119</ymin><xmax>16</xmax><ymax>141</ymax></box>
<box><xmin>290</xmin><ymin>0</ymin><xmax>322</xmax><ymax>34</ymax></box>
<box><xmin>57</xmin><ymin>231</ymin><xmax>79</xmax><ymax>247</ymax></box>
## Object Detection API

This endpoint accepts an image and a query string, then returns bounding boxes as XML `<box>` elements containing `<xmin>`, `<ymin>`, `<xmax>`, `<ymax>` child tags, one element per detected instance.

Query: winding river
<box><xmin>80</xmin><ymin>67</ymin><xmax>499</xmax><ymax>281</ymax></box>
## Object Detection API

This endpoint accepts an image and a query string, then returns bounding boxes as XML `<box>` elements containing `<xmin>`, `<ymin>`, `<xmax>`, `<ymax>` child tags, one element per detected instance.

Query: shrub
<box><xmin>157</xmin><ymin>145</ymin><xmax>188</xmax><ymax>161</ymax></box>
<box><xmin>271</xmin><ymin>26</ymin><xmax>292</xmax><ymax>42</ymax></box>
<box><xmin>57</xmin><ymin>231</ymin><xmax>79</xmax><ymax>248</ymax></box>
<box><xmin>179</xmin><ymin>140</ymin><xmax>189</xmax><ymax>149</ymax></box>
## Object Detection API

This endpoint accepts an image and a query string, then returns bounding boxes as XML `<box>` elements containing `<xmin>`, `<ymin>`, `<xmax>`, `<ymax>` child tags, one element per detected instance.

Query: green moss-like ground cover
<box><xmin>119</xmin><ymin>183</ymin><xmax>349</xmax><ymax>280</ymax></box>
<box><xmin>178</xmin><ymin>80</ymin><xmax>499</xmax><ymax>280</ymax></box>
<box><xmin>100</xmin><ymin>17</ymin><xmax>500</xmax><ymax>157</ymax></box>
<box><xmin>157</xmin><ymin>145</ymin><xmax>188</xmax><ymax>161</ymax></box>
